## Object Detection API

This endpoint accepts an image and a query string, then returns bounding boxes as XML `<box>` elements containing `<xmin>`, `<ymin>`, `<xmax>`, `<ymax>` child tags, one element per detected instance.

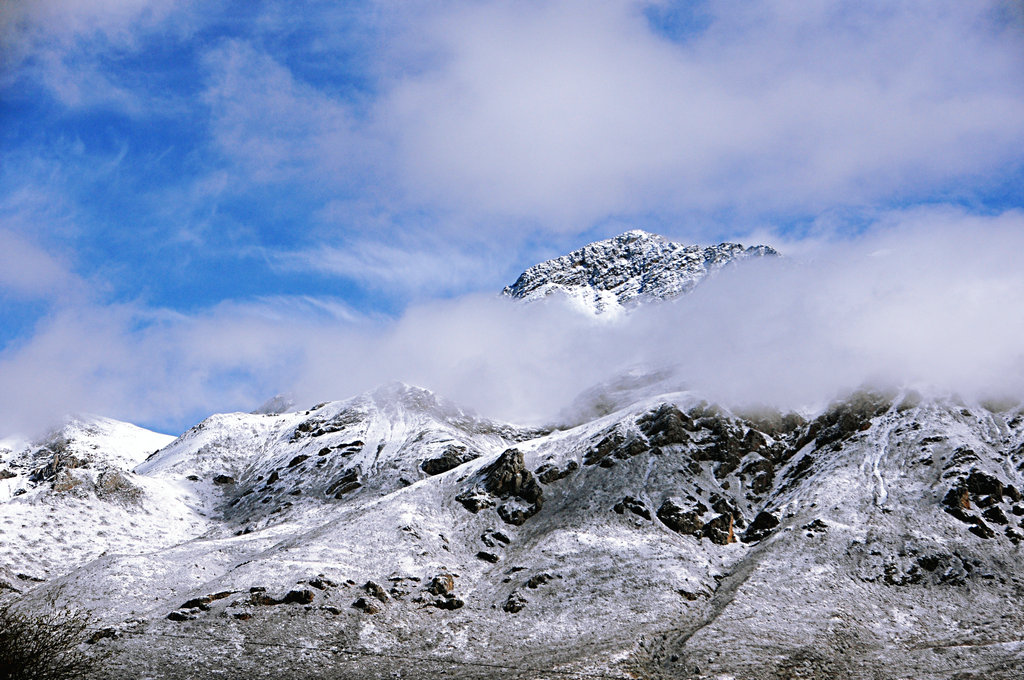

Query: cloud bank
<box><xmin>0</xmin><ymin>209</ymin><xmax>1021</xmax><ymax>435</ymax></box>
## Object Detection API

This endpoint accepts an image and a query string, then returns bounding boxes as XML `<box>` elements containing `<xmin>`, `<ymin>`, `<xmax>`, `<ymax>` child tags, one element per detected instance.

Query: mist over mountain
<box><xmin>2</xmin><ymin>228</ymin><xmax>1024</xmax><ymax>679</ymax></box>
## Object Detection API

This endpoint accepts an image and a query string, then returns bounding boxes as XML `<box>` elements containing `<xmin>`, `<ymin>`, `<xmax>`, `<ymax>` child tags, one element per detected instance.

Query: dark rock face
<box><xmin>282</xmin><ymin>589</ymin><xmax>314</xmax><ymax>605</ymax></box>
<box><xmin>638</xmin><ymin>405</ymin><xmax>693</xmax><ymax>446</ymax></box>
<box><xmin>484</xmin><ymin>449</ymin><xmax>541</xmax><ymax>502</ymax></box>
<box><xmin>525</xmin><ymin>573</ymin><xmax>553</xmax><ymax>589</ymax></box>
<box><xmin>455</xmin><ymin>491</ymin><xmax>494</xmax><ymax>513</ymax></box>
<box><xmin>352</xmin><ymin>597</ymin><xmax>380</xmax><ymax>614</ymax></box>
<box><xmin>742</xmin><ymin>511</ymin><xmax>780</xmax><ymax>543</ymax></box>
<box><xmin>613</xmin><ymin>496</ymin><xmax>652</xmax><ymax>520</ymax></box>
<box><xmin>535</xmin><ymin>460</ymin><xmax>579</xmax><ymax>484</ymax></box>
<box><xmin>503</xmin><ymin>592</ymin><xmax>527</xmax><ymax>613</ymax></box>
<box><xmin>741</xmin><ymin>456</ymin><xmax>775</xmax><ymax>495</ymax></box>
<box><xmin>287</xmin><ymin>454</ymin><xmax>309</xmax><ymax>468</ymax></box>
<box><xmin>364</xmin><ymin>581</ymin><xmax>389</xmax><ymax>603</ymax></box>
<box><xmin>458</xmin><ymin>448</ymin><xmax>544</xmax><ymax>525</ymax></box>
<box><xmin>584</xmin><ymin>429</ymin><xmax>649</xmax><ymax>465</ymax></box>
<box><xmin>29</xmin><ymin>451</ymin><xmax>85</xmax><ymax>483</ymax></box>
<box><xmin>943</xmin><ymin>485</ymin><xmax>971</xmax><ymax>511</ymax></box>
<box><xmin>657</xmin><ymin>498</ymin><xmax>705</xmax><ymax>537</ymax></box>
<box><xmin>212</xmin><ymin>474</ymin><xmax>235</xmax><ymax>485</ymax></box>
<box><xmin>421</xmin><ymin>444</ymin><xmax>478</xmax><ymax>476</ymax></box>
<box><xmin>327</xmin><ymin>468</ymin><xmax>361</xmax><ymax>497</ymax></box>
<box><xmin>427</xmin><ymin>573</ymin><xmax>455</xmax><ymax>596</ymax></box>
<box><xmin>966</xmin><ymin>470</ymin><xmax>1004</xmax><ymax>499</ymax></box>
<box><xmin>701</xmin><ymin>513</ymin><xmax>735</xmax><ymax>545</ymax></box>
<box><xmin>808</xmin><ymin>390</ymin><xmax>893</xmax><ymax>449</ymax></box>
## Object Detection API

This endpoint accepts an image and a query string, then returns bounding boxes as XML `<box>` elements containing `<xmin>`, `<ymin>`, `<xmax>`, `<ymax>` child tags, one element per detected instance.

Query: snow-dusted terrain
<box><xmin>503</xmin><ymin>229</ymin><xmax>778</xmax><ymax>315</ymax></box>
<box><xmin>3</xmin><ymin>232</ymin><xmax>1024</xmax><ymax>679</ymax></box>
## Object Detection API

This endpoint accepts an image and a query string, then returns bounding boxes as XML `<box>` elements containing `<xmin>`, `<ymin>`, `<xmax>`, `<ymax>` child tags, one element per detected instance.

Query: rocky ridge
<box><xmin>502</xmin><ymin>229</ymin><xmax>779</xmax><ymax>315</ymax></box>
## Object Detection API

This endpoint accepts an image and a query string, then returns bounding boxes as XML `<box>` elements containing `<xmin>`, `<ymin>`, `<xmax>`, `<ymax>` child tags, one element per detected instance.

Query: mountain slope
<box><xmin>503</xmin><ymin>229</ymin><xmax>779</xmax><ymax>315</ymax></box>
<box><xmin>0</xmin><ymin>417</ymin><xmax>208</xmax><ymax>580</ymax></box>
<box><xmin>5</xmin><ymin>231</ymin><xmax>1024</xmax><ymax>680</ymax></box>
<box><xmin>13</xmin><ymin>387</ymin><xmax>1024</xmax><ymax>679</ymax></box>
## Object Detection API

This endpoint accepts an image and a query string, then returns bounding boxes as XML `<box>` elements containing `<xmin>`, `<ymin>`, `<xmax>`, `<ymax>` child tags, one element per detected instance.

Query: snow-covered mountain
<box><xmin>0</xmin><ymin>417</ymin><xmax>207</xmax><ymax>580</ymax></box>
<box><xmin>503</xmin><ymin>229</ymin><xmax>779</xmax><ymax>315</ymax></box>
<box><xmin>4</xmin><ymin>231</ymin><xmax>1024</xmax><ymax>680</ymax></box>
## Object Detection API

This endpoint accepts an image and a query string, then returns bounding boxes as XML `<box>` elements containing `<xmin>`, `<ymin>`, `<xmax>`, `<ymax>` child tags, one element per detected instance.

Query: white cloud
<box><xmin>0</xmin><ymin>229</ymin><xmax>83</xmax><ymax>301</ymax></box>
<box><xmin>0</xmin><ymin>207</ymin><xmax>1022</xmax><ymax>436</ymax></box>
<box><xmin>379</xmin><ymin>0</ymin><xmax>1024</xmax><ymax>226</ymax></box>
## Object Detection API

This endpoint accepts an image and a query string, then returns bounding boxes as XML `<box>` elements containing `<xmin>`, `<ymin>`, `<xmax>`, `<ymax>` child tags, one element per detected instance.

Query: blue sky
<box><xmin>1</xmin><ymin>0</ymin><xmax>1023</xmax><ymax>434</ymax></box>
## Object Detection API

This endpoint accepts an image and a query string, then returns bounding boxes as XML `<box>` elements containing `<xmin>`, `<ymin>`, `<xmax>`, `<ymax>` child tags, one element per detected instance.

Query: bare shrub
<box><xmin>0</xmin><ymin>592</ymin><xmax>107</xmax><ymax>680</ymax></box>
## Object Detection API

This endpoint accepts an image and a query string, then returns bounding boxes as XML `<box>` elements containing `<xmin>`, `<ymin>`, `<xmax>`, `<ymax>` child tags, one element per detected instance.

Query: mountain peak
<box><xmin>503</xmin><ymin>230</ymin><xmax>779</xmax><ymax>314</ymax></box>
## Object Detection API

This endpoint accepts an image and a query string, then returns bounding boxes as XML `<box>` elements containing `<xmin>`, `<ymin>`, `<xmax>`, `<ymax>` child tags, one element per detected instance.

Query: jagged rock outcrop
<box><xmin>503</xmin><ymin>229</ymin><xmax>779</xmax><ymax>315</ymax></box>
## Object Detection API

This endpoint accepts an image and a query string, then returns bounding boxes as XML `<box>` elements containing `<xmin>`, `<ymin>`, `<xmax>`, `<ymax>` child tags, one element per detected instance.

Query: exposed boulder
<box><xmin>431</xmin><ymin>595</ymin><xmax>464</xmax><ymax>610</ymax></box>
<box><xmin>702</xmin><ymin>513</ymin><xmax>735</xmax><ymax>545</ymax></box>
<box><xmin>352</xmin><ymin>597</ymin><xmax>380</xmax><ymax>614</ymax></box>
<box><xmin>466</xmin><ymin>449</ymin><xmax>544</xmax><ymax>525</ymax></box>
<box><xmin>308</xmin><ymin>575</ymin><xmax>337</xmax><ymax>590</ymax></box>
<box><xmin>94</xmin><ymin>470</ymin><xmax>142</xmax><ymax>503</ymax></box>
<box><xmin>481</xmin><ymin>530</ymin><xmax>511</xmax><ymax>548</ymax></box>
<box><xmin>427</xmin><ymin>573</ymin><xmax>455</xmax><ymax>597</ymax></box>
<box><xmin>212</xmin><ymin>474</ymin><xmax>235</xmax><ymax>485</ymax></box>
<box><xmin>802</xmin><ymin>519</ymin><xmax>829</xmax><ymax>535</ymax></box>
<box><xmin>657</xmin><ymin>498</ymin><xmax>705</xmax><ymax>537</ymax></box>
<box><xmin>455</xmin><ymin>490</ymin><xmax>495</xmax><ymax>513</ymax></box>
<box><xmin>484</xmin><ymin>449</ymin><xmax>542</xmax><ymax>502</ymax></box>
<box><xmin>498</xmin><ymin>499</ymin><xmax>541</xmax><ymax>526</ymax></box>
<box><xmin>364</xmin><ymin>581</ymin><xmax>389</xmax><ymax>603</ymax></box>
<box><xmin>503</xmin><ymin>592</ymin><xmax>527</xmax><ymax>613</ymax></box>
<box><xmin>282</xmin><ymin>589</ymin><xmax>315</xmax><ymax>605</ymax></box>
<box><xmin>613</xmin><ymin>496</ymin><xmax>652</xmax><ymax>520</ymax></box>
<box><xmin>982</xmin><ymin>506</ymin><xmax>1008</xmax><ymax>525</ymax></box>
<box><xmin>742</xmin><ymin>511</ymin><xmax>780</xmax><ymax>543</ymax></box>
<box><xmin>525</xmin><ymin>573</ymin><xmax>553</xmax><ymax>589</ymax></box>
<box><xmin>535</xmin><ymin>460</ymin><xmax>579</xmax><ymax>484</ymax></box>
<box><xmin>421</xmin><ymin>444</ymin><xmax>478</xmax><ymax>476</ymax></box>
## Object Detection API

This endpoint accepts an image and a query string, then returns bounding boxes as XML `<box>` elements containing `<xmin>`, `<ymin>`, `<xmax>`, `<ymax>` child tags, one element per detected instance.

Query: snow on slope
<box><xmin>20</xmin><ymin>387</ymin><xmax>1024</xmax><ymax>679</ymax></box>
<box><xmin>8</xmin><ymin>229</ymin><xmax>1024</xmax><ymax>679</ymax></box>
<box><xmin>503</xmin><ymin>229</ymin><xmax>779</xmax><ymax>315</ymax></box>
<box><xmin>0</xmin><ymin>416</ymin><xmax>210</xmax><ymax>581</ymax></box>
